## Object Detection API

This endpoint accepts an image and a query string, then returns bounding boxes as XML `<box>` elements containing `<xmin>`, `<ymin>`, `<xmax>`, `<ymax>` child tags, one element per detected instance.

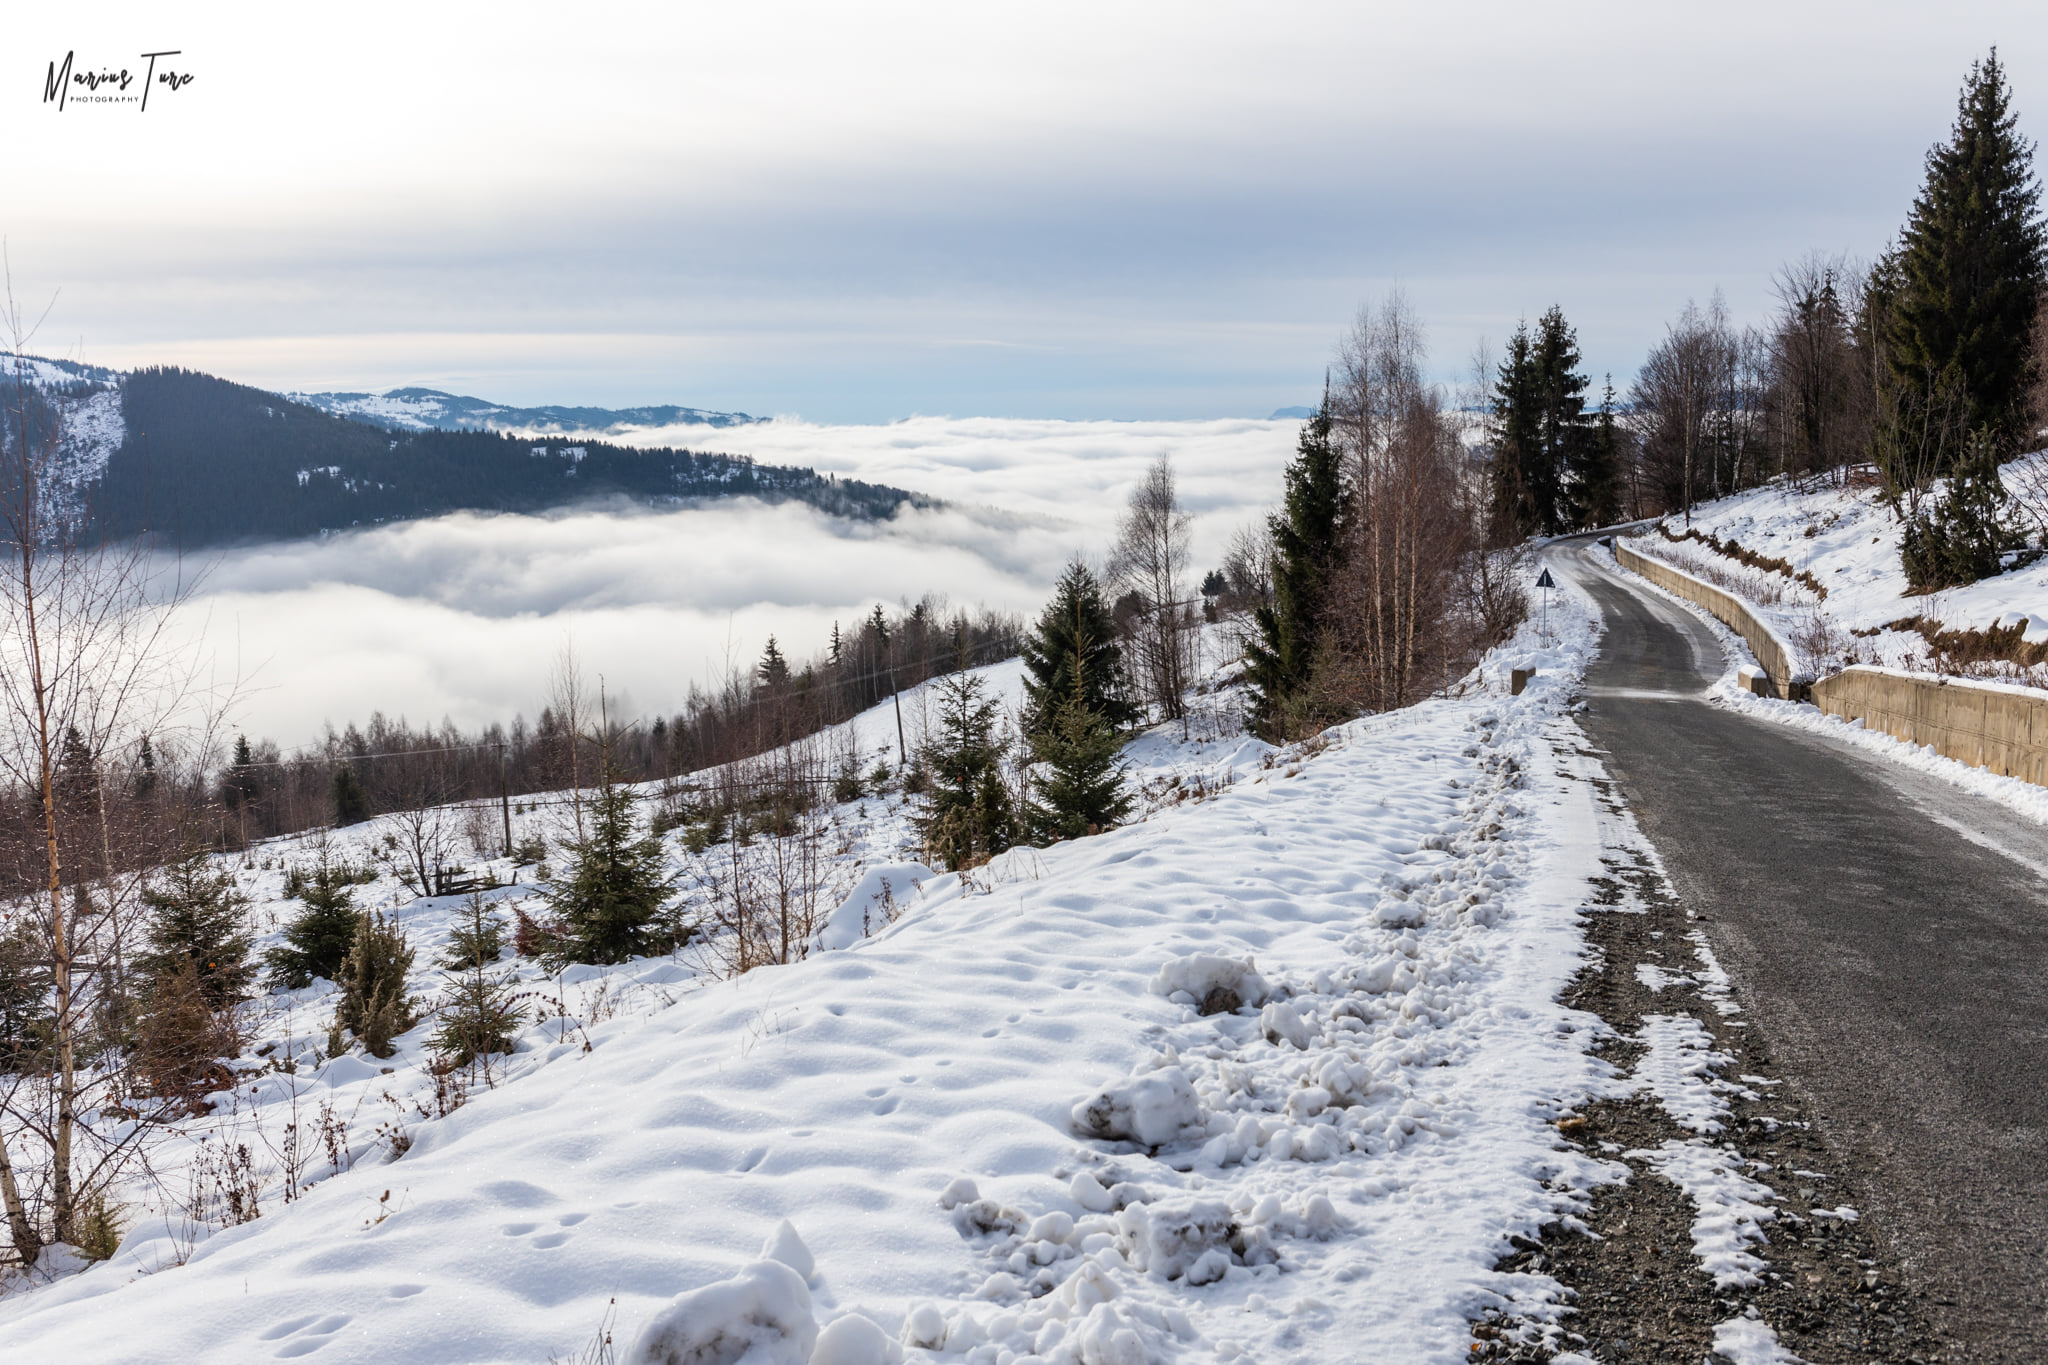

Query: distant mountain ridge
<box><xmin>6</xmin><ymin>357</ymin><xmax>921</xmax><ymax>549</ymax></box>
<box><xmin>290</xmin><ymin>386</ymin><xmax>763</xmax><ymax>435</ymax></box>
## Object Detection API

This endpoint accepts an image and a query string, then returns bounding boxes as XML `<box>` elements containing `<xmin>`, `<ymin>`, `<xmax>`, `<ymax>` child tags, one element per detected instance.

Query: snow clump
<box><xmin>1148</xmin><ymin>952</ymin><xmax>1269</xmax><ymax>1015</ymax></box>
<box><xmin>1070</xmin><ymin>1066</ymin><xmax>1201</xmax><ymax>1146</ymax></box>
<box><xmin>624</xmin><ymin>1258</ymin><xmax>817</xmax><ymax>1365</ymax></box>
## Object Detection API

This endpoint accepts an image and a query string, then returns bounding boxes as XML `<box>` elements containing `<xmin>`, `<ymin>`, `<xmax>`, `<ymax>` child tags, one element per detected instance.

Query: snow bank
<box><xmin>814</xmin><ymin>863</ymin><xmax>934</xmax><ymax>952</ymax></box>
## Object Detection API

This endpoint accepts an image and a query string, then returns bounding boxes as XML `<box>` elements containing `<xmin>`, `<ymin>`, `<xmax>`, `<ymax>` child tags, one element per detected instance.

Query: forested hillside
<box><xmin>78</xmin><ymin>367</ymin><xmax>919</xmax><ymax>547</ymax></box>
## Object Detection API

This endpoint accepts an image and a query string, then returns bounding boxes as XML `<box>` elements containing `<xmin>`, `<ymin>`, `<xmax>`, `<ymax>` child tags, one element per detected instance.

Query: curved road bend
<box><xmin>1551</xmin><ymin>537</ymin><xmax>2048</xmax><ymax>1360</ymax></box>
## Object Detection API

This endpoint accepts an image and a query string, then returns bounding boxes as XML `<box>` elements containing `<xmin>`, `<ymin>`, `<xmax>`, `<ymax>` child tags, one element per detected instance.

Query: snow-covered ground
<box><xmin>1625</xmin><ymin>458</ymin><xmax>2048</xmax><ymax>686</ymax></box>
<box><xmin>0</xmin><ymin>600</ymin><xmax>1643</xmax><ymax>1363</ymax></box>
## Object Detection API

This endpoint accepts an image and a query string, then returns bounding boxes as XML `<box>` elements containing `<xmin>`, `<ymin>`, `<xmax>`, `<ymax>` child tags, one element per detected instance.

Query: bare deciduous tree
<box><xmin>1323</xmin><ymin>296</ymin><xmax>1478</xmax><ymax>710</ymax></box>
<box><xmin>1109</xmin><ymin>453</ymin><xmax>1196</xmax><ymax>727</ymax></box>
<box><xmin>0</xmin><ymin>280</ymin><xmax>218</xmax><ymax>1266</ymax></box>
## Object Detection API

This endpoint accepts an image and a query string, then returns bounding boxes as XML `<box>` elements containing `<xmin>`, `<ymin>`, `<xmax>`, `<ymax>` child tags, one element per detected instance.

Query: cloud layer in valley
<box><xmin>184</xmin><ymin>418</ymin><xmax>1300</xmax><ymax>747</ymax></box>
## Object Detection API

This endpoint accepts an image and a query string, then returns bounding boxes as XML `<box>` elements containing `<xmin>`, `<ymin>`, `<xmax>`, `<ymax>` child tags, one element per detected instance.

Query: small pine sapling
<box><xmin>542</xmin><ymin>768</ymin><xmax>680</xmax><ymax>965</ymax></box>
<box><xmin>330</xmin><ymin>911</ymin><xmax>419</xmax><ymax>1059</ymax></box>
<box><xmin>265</xmin><ymin>865</ymin><xmax>362</xmax><ymax>989</ymax></box>
<box><xmin>1025</xmin><ymin>699</ymin><xmax>1133</xmax><ymax>843</ymax></box>
<box><xmin>441</xmin><ymin>893</ymin><xmax>509</xmax><ymax>969</ymax></box>
<box><xmin>139</xmin><ymin>855</ymin><xmax>256</xmax><ymax>1011</ymax></box>
<box><xmin>431</xmin><ymin>896</ymin><xmax>523</xmax><ymax>1068</ymax></box>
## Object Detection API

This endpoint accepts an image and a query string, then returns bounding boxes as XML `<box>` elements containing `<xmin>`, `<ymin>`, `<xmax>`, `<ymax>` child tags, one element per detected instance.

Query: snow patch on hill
<box><xmin>291</xmin><ymin>387</ymin><xmax>763</xmax><ymax>436</ymax></box>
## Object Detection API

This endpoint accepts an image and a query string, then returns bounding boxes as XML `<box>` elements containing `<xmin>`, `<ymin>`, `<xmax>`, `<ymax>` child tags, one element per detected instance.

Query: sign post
<box><xmin>1535</xmin><ymin>567</ymin><xmax>1555</xmax><ymax>643</ymax></box>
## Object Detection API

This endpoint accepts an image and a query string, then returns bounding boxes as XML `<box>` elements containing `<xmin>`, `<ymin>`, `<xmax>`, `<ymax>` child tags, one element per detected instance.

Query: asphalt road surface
<box><xmin>1554</xmin><ymin>538</ymin><xmax>2048</xmax><ymax>1361</ymax></box>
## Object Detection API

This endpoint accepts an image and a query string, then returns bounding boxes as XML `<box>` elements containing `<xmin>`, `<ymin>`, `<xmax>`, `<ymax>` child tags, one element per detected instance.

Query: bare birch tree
<box><xmin>1109</xmin><ymin>453</ymin><xmax>1196</xmax><ymax>726</ymax></box>
<box><xmin>0</xmin><ymin>284</ymin><xmax>216</xmax><ymax>1265</ymax></box>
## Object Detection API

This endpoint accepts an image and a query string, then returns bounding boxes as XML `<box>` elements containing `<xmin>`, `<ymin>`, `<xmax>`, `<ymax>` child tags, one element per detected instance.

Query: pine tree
<box><xmin>916</xmin><ymin>673</ymin><xmax>1015</xmax><ymax>871</ymax></box>
<box><xmin>139</xmin><ymin>855</ymin><xmax>255</xmax><ymax>1012</ymax></box>
<box><xmin>1020</xmin><ymin>561</ymin><xmax>1138</xmax><ymax>739</ymax></box>
<box><xmin>757</xmin><ymin>636</ymin><xmax>790</xmax><ymax>690</ymax></box>
<box><xmin>1489</xmin><ymin>309</ymin><xmax>1593</xmax><ymax>537</ymax></box>
<box><xmin>265</xmin><ymin>867</ymin><xmax>362</xmax><ymax>989</ymax></box>
<box><xmin>1024</xmin><ymin>700</ymin><xmax>1133</xmax><ymax>843</ymax></box>
<box><xmin>330</xmin><ymin>910</ymin><xmax>418</xmax><ymax>1059</ymax></box>
<box><xmin>1533</xmin><ymin>305</ymin><xmax>1592</xmax><ymax>528</ymax></box>
<box><xmin>1245</xmin><ymin>400</ymin><xmax>1345</xmax><ymax>740</ymax></box>
<box><xmin>1487</xmin><ymin>323</ymin><xmax>1546</xmax><ymax>542</ymax></box>
<box><xmin>331</xmin><ymin>763</ymin><xmax>370</xmax><ymax>825</ymax></box>
<box><xmin>132</xmin><ymin>735</ymin><xmax>158</xmax><ymax>801</ymax></box>
<box><xmin>542</xmin><ymin>767</ymin><xmax>678</xmax><ymax>965</ymax></box>
<box><xmin>1572</xmin><ymin>377</ymin><xmax>1624</xmax><ymax>529</ymax></box>
<box><xmin>1902</xmin><ymin>430</ymin><xmax>2019</xmax><ymax>589</ymax></box>
<box><xmin>223</xmin><ymin>734</ymin><xmax>258</xmax><ymax>810</ymax></box>
<box><xmin>430</xmin><ymin>896</ymin><xmax>522</xmax><ymax>1067</ymax></box>
<box><xmin>1888</xmin><ymin>50</ymin><xmax>2046</xmax><ymax>468</ymax></box>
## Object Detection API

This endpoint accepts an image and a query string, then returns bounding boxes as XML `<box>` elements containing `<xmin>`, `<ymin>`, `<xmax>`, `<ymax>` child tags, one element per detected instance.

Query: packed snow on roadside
<box><xmin>0</xmin><ymin>599</ymin><xmax>1626</xmax><ymax>1364</ymax></box>
<box><xmin>1621</xmin><ymin>457</ymin><xmax>2048</xmax><ymax>686</ymax></box>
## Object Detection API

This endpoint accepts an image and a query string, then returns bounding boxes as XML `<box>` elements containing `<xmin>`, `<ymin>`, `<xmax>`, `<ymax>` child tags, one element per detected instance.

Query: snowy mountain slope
<box><xmin>3</xmin><ymin>359</ymin><xmax>915</xmax><ymax>548</ymax></box>
<box><xmin>290</xmin><ymin>387</ymin><xmax>763</xmax><ymax>436</ymax></box>
<box><xmin>0</xmin><ymin>609</ymin><xmax>1620</xmax><ymax>1363</ymax></box>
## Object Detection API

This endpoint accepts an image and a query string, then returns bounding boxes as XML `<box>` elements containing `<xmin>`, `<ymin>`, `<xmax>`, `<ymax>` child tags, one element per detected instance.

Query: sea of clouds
<box><xmin>184</xmin><ymin>416</ymin><xmax>1300</xmax><ymax>747</ymax></box>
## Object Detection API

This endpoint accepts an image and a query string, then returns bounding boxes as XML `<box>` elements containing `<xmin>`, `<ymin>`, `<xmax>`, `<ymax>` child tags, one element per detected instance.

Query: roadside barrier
<box><xmin>1810</xmin><ymin>666</ymin><xmax>2048</xmax><ymax>788</ymax></box>
<box><xmin>1612</xmin><ymin>538</ymin><xmax>2048</xmax><ymax>788</ymax></box>
<box><xmin>1612</xmin><ymin>540</ymin><xmax>1803</xmax><ymax>699</ymax></box>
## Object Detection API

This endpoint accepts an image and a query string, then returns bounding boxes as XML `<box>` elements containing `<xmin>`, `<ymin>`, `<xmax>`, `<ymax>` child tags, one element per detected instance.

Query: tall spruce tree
<box><xmin>1244</xmin><ymin>400</ymin><xmax>1345</xmax><ymax>740</ymax></box>
<box><xmin>1490</xmin><ymin>310</ymin><xmax>1593</xmax><ymax>537</ymax></box>
<box><xmin>139</xmin><ymin>855</ymin><xmax>255</xmax><ymax>1011</ymax></box>
<box><xmin>331</xmin><ymin>763</ymin><xmax>369</xmax><ymax>825</ymax></box>
<box><xmin>1889</xmin><ymin>50</ymin><xmax>2045</xmax><ymax>466</ymax></box>
<box><xmin>1487</xmin><ymin>324</ymin><xmax>1546</xmax><ymax>541</ymax></box>
<box><xmin>1020</xmin><ymin>561</ymin><xmax>1137</xmax><ymax>738</ymax></box>
<box><xmin>1533</xmin><ymin>306</ymin><xmax>1592</xmax><ymax>528</ymax></box>
<box><xmin>1572</xmin><ymin>377</ymin><xmax>1625</xmax><ymax>529</ymax></box>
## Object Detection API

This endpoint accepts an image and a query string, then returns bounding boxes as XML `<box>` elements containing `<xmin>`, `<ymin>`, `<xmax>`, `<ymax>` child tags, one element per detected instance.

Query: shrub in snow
<box><xmin>623</xmin><ymin>1259</ymin><xmax>817</xmax><ymax>1365</ymax></box>
<box><xmin>329</xmin><ymin>910</ymin><xmax>418</xmax><ymax>1059</ymax></box>
<box><xmin>813</xmin><ymin>864</ymin><xmax>932</xmax><ymax>952</ymax></box>
<box><xmin>1114</xmin><ymin>1200</ymin><xmax>1235</xmax><ymax>1281</ymax></box>
<box><xmin>1070</xmin><ymin>1066</ymin><xmax>1200</xmax><ymax>1147</ymax></box>
<box><xmin>1148</xmin><ymin>954</ymin><xmax>1269</xmax><ymax>1015</ymax></box>
<box><xmin>133</xmin><ymin>956</ymin><xmax>239</xmax><ymax>1109</ymax></box>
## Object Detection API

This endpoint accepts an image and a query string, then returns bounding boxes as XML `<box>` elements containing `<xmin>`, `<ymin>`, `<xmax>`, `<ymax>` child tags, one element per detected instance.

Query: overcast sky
<box><xmin>5</xmin><ymin>2</ymin><xmax>2042</xmax><ymax>422</ymax></box>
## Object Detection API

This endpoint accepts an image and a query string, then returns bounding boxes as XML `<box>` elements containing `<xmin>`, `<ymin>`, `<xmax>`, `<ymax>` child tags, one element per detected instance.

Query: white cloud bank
<box><xmin>187</xmin><ymin>417</ymin><xmax>1299</xmax><ymax>746</ymax></box>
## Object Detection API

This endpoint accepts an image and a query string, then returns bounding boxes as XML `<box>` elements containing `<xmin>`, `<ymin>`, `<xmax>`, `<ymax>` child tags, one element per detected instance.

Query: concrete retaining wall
<box><xmin>1810</xmin><ymin>667</ymin><xmax>2048</xmax><ymax>788</ymax></box>
<box><xmin>1613</xmin><ymin>539</ymin><xmax>1802</xmax><ymax>699</ymax></box>
<box><xmin>1612</xmin><ymin>539</ymin><xmax>2048</xmax><ymax>788</ymax></box>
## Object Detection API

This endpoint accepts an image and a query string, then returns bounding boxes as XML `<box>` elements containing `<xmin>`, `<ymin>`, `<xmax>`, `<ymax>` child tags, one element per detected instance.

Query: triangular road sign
<box><xmin>1535</xmin><ymin>568</ymin><xmax>1555</xmax><ymax>588</ymax></box>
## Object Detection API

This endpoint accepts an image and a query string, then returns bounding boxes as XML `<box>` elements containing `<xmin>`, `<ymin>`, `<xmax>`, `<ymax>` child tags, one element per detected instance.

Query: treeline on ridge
<box><xmin>81</xmin><ymin>367</ymin><xmax>924</xmax><ymax>547</ymax></box>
